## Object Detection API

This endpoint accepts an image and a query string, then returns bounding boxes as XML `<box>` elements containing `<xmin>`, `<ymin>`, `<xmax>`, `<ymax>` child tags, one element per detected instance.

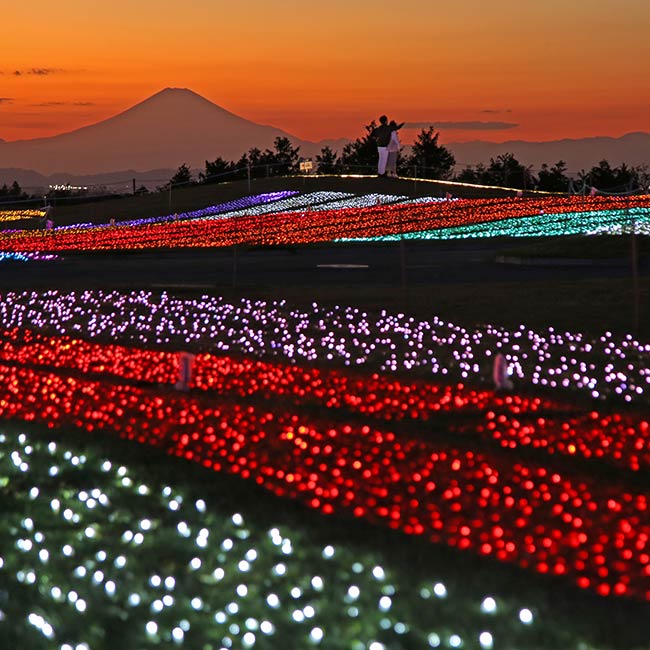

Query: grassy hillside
<box><xmin>51</xmin><ymin>174</ymin><xmax>529</xmax><ymax>226</ymax></box>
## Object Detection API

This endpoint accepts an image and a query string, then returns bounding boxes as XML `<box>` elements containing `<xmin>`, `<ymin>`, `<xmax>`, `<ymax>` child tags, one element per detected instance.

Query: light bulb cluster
<box><xmin>0</xmin><ymin>355</ymin><xmax>649</xmax><ymax>600</ymax></box>
<box><xmin>0</xmin><ymin>327</ymin><xmax>648</xmax><ymax>473</ymax></box>
<box><xmin>47</xmin><ymin>191</ymin><xmax>302</xmax><ymax>235</ymax></box>
<box><xmin>4</xmin><ymin>427</ymin><xmax>620</xmax><ymax>650</ymax></box>
<box><xmin>0</xmin><ymin>251</ymin><xmax>59</xmax><ymax>262</ymax></box>
<box><xmin>56</xmin><ymin>191</ymin><xmax>440</xmax><ymax>237</ymax></box>
<box><xmin>116</xmin><ymin>191</ymin><xmax>299</xmax><ymax>228</ymax></box>
<box><xmin>0</xmin><ymin>208</ymin><xmax>47</xmax><ymax>223</ymax></box>
<box><xmin>0</xmin><ymin>289</ymin><xmax>646</xmax><ymax>404</ymax></box>
<box><xmin>345</xmin><ymin>205</ymin><xmax>648</xmax><ymax>241</ymax></box>
<box><xmin>1</xmin><ymin>194</ymin><xmax>647</xmax><ymax>253</ymax></box>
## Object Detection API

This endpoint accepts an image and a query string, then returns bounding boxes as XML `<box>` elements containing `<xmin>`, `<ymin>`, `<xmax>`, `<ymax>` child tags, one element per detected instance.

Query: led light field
<box><xmin>1</xmin><ymin>194</ymin><xmax>648</xmax><ymax>253</ymax></box>
<box><xmin>4</xmin><ymin>426</ymin><xmax>644</xmax><ymax>650</ymax></box>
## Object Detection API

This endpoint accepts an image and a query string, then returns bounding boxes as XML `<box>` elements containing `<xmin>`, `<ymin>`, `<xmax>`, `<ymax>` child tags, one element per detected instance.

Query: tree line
<box><xmin>2</xmin><ymin>125</ymin><xmax>648</xmax><ymax>205</ymax></box>
<box><xmin>0</xmin><ymin>181</ymin><xmax>27</xmax><ymax>202</ymax></box>
<box><xmin>189</xmin><ymin>124</ymin><xmax>649</xmax><ymax>194</ymax></box>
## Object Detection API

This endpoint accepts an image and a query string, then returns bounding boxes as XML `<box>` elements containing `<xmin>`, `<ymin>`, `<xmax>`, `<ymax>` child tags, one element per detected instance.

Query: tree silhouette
<box><xmin>271</xmin><ymin>137</ymin><xmax>301</xmax><ymax>175</ymax></box>
<box><xmin>633</xmin><ymin>164</ymin><xmax>650</xmax><ymax>192</ymax></box>
<box><xmin>579</xmin><ymin>159</ymin><xmax>640</xmax><ymax>192</ymax></box>
<box><xmin>488</xmin><ymin>153</ymin><xmax>534</xmax><ymax>189</ymax></box>
<box><xmin>169</xmin><ymin>163</ymin><xmax>193</xmax><ymax>187</ymax></box>
<box><xmin>406</xmin><ymin>127</ymin><xmax>455</xmax><ymax>179</ymax></box>
<box><xmin>234</xmin><ymin>148</ymin><xmax>266</xmax><ymax>179</ymax></box>
<box><xmin>536</xmin><ymin>161</ymin><xmax>570</xmax><ymax>193</ymax></box>
<box><xmin>316</xmin><ymin>146</ymin><xmax>341</xmax><ymax>174</ymax></box>
<box><xmin>456</xmin><ymin>163</ymin><xmax>488</xmax><ymax>185</ymax></box>
<box><xmin>0</xmin><ymin>181</ymin><xmax>25</xmax><ymax>200</ymax></box>
<box><xmin>457</xmin><ymin>153</ymin><xmax>533</xmax><ymax>189</ymax></box>
<box><xmin>340</xmin><ymin>121</ymin><xmax>378</xmax><ymax>173</ymax></box>
<box><xmin>202</xmin><ymin>157</ymin><xmax>234</xmax><ymax>184</ymax></box>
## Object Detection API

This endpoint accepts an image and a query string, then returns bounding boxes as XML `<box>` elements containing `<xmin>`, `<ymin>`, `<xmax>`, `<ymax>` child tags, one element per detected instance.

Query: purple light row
<box><xmin>0</xmin><ymin>290</ymin><xmax>647</xmax><ymax>404</ymax></box>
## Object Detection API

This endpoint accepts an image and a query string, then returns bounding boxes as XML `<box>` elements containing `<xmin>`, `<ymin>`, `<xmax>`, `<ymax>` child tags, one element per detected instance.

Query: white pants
<box><xmin>377</xmin><ymin>147</ymin><xmax>388</xmax><ymax>175</ymax></box>
<box><xmin>386</xmin><ymin>150</ymin><xmax>398</xmax><ymax>176</ymax></box>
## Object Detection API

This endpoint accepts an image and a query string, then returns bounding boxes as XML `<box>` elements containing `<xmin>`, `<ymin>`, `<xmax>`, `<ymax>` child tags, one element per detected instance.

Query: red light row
<box><xmin>0</xmin><ymin>357</ymin><xmax>649</xmax><ymax>600</ymax></box>
<box><xmin>1</xmin><ymin>327</ymin><xmax>648</xmax><ymax>474</ymax></box>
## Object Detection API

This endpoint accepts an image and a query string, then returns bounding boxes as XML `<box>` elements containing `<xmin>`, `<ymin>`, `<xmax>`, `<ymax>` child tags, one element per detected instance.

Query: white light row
<box><xmin>0</xmin><ymin>429</ymin><xmax>548</xmax><ymax>650</ymax></box>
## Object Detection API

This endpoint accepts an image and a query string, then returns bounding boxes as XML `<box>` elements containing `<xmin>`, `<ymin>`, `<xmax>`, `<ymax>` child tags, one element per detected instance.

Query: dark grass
<box><xmin>179</xmin><ymin>274</ymin><xmax>650</xmax><ymax>340</ymax></box>
<box><xmin>26</xmin><ymin>175</ymin><xmax>539</xmax><ymax>228</ymax></box>
<box><xmin>501</xmin><ymin>234</ymin><xmax>650</xmax><ymax>260</ymax></box>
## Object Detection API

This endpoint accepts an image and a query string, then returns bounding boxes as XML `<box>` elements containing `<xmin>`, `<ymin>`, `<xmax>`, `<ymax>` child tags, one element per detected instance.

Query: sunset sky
<box><xmin>2</xmin><ymin>0</ymin><xmax>649</xmax><ymax>145</ymax></box>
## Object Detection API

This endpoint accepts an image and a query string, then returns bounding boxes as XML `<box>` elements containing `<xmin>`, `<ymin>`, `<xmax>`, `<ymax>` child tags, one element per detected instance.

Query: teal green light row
<box><xmin>337</xmin><ymin>207</ymin><xmax>650</xmax><ymax>242</ymax></box>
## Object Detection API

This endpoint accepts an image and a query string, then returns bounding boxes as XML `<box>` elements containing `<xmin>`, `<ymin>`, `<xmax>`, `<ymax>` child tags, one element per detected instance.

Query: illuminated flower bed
<box><xmin>344</xmin><ymin>206</ymin><xmax>649</xmax><ymax>241</ymax></box>
<box><xmin>45</xmin><ymin>191</ymin><xmax>414</xmax><ymax>235</ymax></box>
<box><xmin>0</xmin><ymin>208</ymin><xmax>45</xmax><ymax>223</ymax></box>
<box><xmin>4</xmin><ymin>427</ymin><xmax>642</xmax><ymax>650</ymax></box>
<box><xmin>117</xmin><ymin>190</ymin><xmax>299</xmax><ymax>227</ymax></box>
<box><xmin>0</xmin><ymin>252</ymin><xmax>59</xmax><ymax>262</ymax></box>
<box><xmin>0</xmin><ymin>194</ymin><xmax>648</xmax><ymax>253</ymax></box>
<box><xmin>0</xmin><ymin>353</ymin><xmax>650</xmax><ymax>601</ymax></box>
<box><xmin>0</xmin><ymin>328</ymin><xmax>648</xmax><ymax>474</ymax></box>
<box><xmin>57</xmin><ymin>191</ymin><xmax>441</xmax><ymax>235</ymax></box>
<box><xmin>0</xmin><ymin>290</ymin><xmax>647</xmax><ymax>404</ymax></box>
<box><xmin>56</xmin><ymin>190</ymin><xmax>315</xmax><ymax>232</ymax></box>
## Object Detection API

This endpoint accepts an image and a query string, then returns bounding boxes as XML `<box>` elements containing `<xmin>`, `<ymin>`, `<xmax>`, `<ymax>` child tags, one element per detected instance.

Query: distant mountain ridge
<box><xmin>447</xmin><ymin>132</ymin><xmax>650</xmax><ymax>173</ymax></box>
<box><xmin>0</xmin><ymin>87</ymin><xmax>648</xmax><ymax>183</ymax></box>
<box><xmin>0</xmin><ymin>167</ymin><xmax>179</xmax><ymax>193</ymax></box>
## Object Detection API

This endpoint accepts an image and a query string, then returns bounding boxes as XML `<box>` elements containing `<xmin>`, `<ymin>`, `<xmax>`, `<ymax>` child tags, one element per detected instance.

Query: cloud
<box><xmin>480</xmin><ymin>109</ymin><xmax>513</xmax><ymax>114</ymax></box>
<box><xmin>405</xmin><ymin>121</ymin><xmax>519</xmax><ymax>131</ymax></box>
<box><xmin>31</xmin><ymin>100</ymin><xmax>95</xmax><ymax>107</ymax></box>
<box><xmin>0</xmin><ymin>98</ymin><xmax>13</xmax><ymax>105</ymax></box>
<box><xmin>13</xmin><ymin>68</ymin><xmax>63</xmax><ymax>76</ymax></box>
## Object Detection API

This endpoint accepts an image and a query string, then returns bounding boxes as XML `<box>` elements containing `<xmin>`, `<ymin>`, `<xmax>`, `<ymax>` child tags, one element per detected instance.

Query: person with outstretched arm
<box><xmin>370</xmin><ymin>116</ymin><xmax>404</xmax><ymax>177</ymax></box>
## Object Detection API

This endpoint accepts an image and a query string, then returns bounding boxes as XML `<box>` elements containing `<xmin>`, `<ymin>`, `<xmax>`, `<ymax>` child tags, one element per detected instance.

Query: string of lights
<box><xmin>0</xmin><ymin>208</ymin><xmax>46</xmax><ymax>223</ymax></box>
<box><xmin>0</xmin><ymin>290</ymin><xmax>650</xmax><ymax>403</ymax></box>
<box><xmin>0</xmin><ymin>251</ymin><xmax>59</xmax><ymax>262</ymax></box>
<box><xmin>340</xmin><ymin>206</ymin><xmax>649</xmax><ymax>241</ymax></box>
<box><xmin>0</xmin><ymin>290</ymin><xmax>646</xmax><ymax>404</ymax></box>
<box><xmin>115</xmin><ymin>191</ymin><xmax>299</xmax><ymax>227</ymax></box>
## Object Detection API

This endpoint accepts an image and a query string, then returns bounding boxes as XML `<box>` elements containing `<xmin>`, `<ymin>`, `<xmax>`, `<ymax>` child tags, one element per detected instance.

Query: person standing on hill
<box><xmin>371</xmin><ymin>115</ymin><xmax>404</xmax><ymax>177</ymax></box>
<box><xmin>371</xmin><ymin>115</ymin><xmax>393</xmax><ymax>177</ymax></box>
<box><xmin>386</xmin><ymin>120</ymin><xmax>402</xmax><ymax>178</ymax></box>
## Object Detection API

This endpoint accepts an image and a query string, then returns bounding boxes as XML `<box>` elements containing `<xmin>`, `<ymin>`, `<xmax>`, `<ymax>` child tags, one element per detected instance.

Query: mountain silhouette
<box><xmin>0</xmin><ymin>88</ymin><xmax>331</xmax><ymax>176</ymax></box>
<box><xmin>446</xmin><ymin>132</ymin><xmax>650</xmax><ymax>175</ymax></box>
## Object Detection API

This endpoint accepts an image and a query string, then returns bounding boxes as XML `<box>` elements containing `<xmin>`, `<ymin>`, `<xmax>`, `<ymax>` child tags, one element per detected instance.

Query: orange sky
<box><xmin>2</xmin><ymin>0</ymin><xmax>649</xmax><ymax>145</ymax></box>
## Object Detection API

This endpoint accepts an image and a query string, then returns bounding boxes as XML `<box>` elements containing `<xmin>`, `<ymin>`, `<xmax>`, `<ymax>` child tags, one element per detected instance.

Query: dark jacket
<box><xmin>372</xmin><ymin>124</ymin><xmax>393</xmax><ymax>147</ymax></box>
